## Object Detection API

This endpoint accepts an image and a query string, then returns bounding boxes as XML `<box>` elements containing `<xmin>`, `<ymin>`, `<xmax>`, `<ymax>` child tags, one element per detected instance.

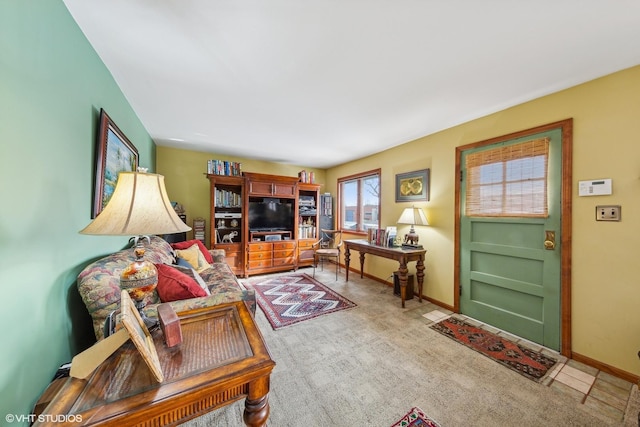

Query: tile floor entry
<box><xmin>423</xmin><ymin>309</ymin><xmax>635</xmax><ymax>424</ymax></box>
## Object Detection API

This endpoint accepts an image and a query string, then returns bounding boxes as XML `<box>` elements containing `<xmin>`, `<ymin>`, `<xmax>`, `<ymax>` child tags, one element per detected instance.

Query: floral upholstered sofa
<box><xmin>77</xmin><ymin>235</ymin><xmax>255</xmax><ymax>340</ymax></box>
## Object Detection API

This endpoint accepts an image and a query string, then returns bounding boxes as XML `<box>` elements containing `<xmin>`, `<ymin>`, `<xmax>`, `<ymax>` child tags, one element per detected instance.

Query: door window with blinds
<box><xmin>465</xmin><ymin>138</ymin><xmax>549</xmax><ymax>217</ymax></box>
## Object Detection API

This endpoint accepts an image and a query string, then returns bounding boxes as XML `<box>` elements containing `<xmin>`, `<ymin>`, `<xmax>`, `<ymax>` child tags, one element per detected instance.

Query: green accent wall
<box><xmin>0</xmin><ymin>1</ymin><xmax>155</xmax><ymax>422</ymax></box>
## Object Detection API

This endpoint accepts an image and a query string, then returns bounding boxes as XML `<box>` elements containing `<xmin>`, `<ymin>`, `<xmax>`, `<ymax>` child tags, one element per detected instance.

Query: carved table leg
<box><xmin>244</xmin><ymin>377</ymin><xmax>270</xmax><ymax>427</ymax></box>
<box><xmin>416</xmin><ymin>255</ymin><xmax>425</xmax><ymax>303</ymax></box>
<box><xmin>344</xmin><ymin>247</ymin><xmax>351</xmax><ymax>281</ymax></box>
<box><xmin>359</xmin><ymin>252</ymin><xmax>365</xmax><ymax>278</ymax></box>
<box><xmin>398</xmin><ymin>259</ymin><xmax>408</xmax><ymax>308</ymax></box>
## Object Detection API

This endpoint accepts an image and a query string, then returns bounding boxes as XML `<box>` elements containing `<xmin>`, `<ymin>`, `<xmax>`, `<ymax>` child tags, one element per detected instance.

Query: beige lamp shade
<box><xmin>80</xmin><ymin>172</ymin><xmax>191</xmax><ymax>236</ymax></box>
<box><xmin>397</xmin><ymin>206</ymin><xmax>429</xmax><ymax>226</ymax></box>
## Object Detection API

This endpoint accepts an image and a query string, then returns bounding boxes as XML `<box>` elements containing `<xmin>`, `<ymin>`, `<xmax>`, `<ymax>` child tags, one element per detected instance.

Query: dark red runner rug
<box><xmin>243</xmin><ymin>273</ymin><xmax>356</xmax><ymax>330</ymax></box>
<box><xmin>430</xmin><ymin>317</ymin><xmax>557</xmax><ymax>382</ymax></box>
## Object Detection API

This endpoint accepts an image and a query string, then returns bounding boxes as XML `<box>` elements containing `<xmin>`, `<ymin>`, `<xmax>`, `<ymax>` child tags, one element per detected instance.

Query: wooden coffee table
<box><xmin>34</xmin><ymin>301</ymin><xmax>275</xmax><ymax>426</ymax></box>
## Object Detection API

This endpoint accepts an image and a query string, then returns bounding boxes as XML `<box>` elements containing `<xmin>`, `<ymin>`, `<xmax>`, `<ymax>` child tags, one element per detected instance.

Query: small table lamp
<box><xmin>80</xmin><ymin>171</ymin><xmax>191</xmax><ymax>327</ymax></box>
<box><xmin>397</xmin><ymin>206</ymin><xmax>428</xmax><ymax>249</ymax></box>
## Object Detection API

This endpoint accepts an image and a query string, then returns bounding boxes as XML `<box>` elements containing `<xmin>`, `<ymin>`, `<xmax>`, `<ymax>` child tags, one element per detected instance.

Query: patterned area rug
<box><xmin>391</xmin><ymin>407</ymin><xmax>441</xmax><ymax>427</ymax></box>
<box><xmin>242</xmin><ymin>273</ymin><xmax>356</xmax><ymax>330</ymax></box>
<box><xmin>430</xmin><ymin>317</ymin><xmax>557</xmax><ymax>382</ymax></box>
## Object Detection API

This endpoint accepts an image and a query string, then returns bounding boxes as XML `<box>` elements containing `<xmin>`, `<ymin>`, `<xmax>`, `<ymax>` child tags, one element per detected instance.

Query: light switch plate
<box><xmin>596</xmin><ymin>205</ymin><xmax>621</xmax><ymax>221</ymax></box>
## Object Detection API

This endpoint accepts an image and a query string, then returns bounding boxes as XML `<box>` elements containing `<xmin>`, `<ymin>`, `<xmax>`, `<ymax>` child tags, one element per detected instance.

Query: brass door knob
<box><xmin>544</xmin><ymin>231</ymin><xmax>556</xmax><ymax>250</ymax></box>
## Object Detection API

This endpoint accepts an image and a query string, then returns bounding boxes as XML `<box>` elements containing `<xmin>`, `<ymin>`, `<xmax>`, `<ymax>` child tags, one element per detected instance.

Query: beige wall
<box><xmin>327</xmin><ymin>64</ymin><xmax>640</xmax><ymax>377</ymax></box>
<box><xmin>158</xmin><ymin>65</ymin><xmax>640</xmax><ymax>377</ymax></box>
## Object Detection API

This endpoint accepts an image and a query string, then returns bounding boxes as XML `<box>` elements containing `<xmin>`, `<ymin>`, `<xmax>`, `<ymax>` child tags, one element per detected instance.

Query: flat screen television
<box><xmin>248</xmin><ymin>198</ymin><xmax>294</xmax><ymax>231</ymax></box>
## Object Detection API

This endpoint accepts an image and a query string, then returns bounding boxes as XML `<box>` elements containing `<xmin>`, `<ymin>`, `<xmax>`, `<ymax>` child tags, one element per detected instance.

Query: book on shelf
<box><xmin>298</xmin><ymin>224</ymin><xmax>316</xmax><ymax>239</ymax></box>
<box><xmin>193</xmin><ymin>217</ymin><xmax>206</xmax><ymax>243</ymax></box>
<box><xmin>207</xmin><ymin>159</ymin><xmax>242</xmax><ymax>176</ymax></box>
<box><xmin>298</xmin><ymin>170</ymin><xmax>315</xmax><ymax>184</ymax></box>
<box><xmin>214</xmin><ymin>188</ymin><xmax>242</xmax><ymax>207</ymax></box>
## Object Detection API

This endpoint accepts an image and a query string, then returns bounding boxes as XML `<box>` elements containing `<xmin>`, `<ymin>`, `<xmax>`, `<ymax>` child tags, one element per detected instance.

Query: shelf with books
<box><xmin>207</xmin><ymin>159</ymin><xmax>242</xmax><ymax>176</ymax></box>
<box><xmin>207</xmin><ymin>174</ymin><xmax>245</xmax><ymax>276</ymax></box>
<box><xmin>193</xmin><ymin>217</ymin><xmax>206</xmax><ymax>245</ymax></box>
<box><xmin>298</xmin><ymin>170</ymin><xmax>315</xmax><ymax>184</ymax></box>
<box><xmin>296</xmin><ymin>183</ymin><xmax>320</xmax><ymax>267</ymax></box>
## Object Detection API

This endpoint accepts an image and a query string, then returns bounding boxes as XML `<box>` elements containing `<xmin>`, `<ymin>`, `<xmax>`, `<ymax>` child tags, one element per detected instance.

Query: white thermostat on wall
<box><xmin>578</xmin><ymin>179</ymin><xmax>612</xmax><ymax>196</ymax></box>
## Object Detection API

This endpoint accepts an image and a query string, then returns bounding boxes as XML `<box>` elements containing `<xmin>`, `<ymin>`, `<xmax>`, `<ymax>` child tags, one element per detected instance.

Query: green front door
<box><xmin>459</xmin><ymin>127</ymin><xmax>563</xmax><ymax>350</ymax></box>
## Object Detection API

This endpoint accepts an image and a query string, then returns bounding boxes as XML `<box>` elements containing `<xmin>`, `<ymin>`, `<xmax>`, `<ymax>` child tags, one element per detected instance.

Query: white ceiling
<box><xmin>63</xmin><ymin>1</ymin><xmax>640</xmax><ymax>168</ymax></box>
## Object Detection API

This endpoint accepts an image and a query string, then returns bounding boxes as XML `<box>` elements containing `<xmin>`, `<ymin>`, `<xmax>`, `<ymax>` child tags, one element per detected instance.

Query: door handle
<box><xmin>544</xmin><ymin>231</ymin><xmax>556</xmax><ymax>250</ymax></box>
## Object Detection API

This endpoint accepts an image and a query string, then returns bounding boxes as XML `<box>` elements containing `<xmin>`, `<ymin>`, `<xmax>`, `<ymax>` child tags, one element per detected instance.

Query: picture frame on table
<box><xmin>92</xmin><ymin>109</ymin><xmax>139</xmax><ymax>218</ymax></box>
<box><xmin>395</xmin><ymin>168</ymin><xmax>430</xmax><ymax>202</ymax></box>
<box><xmin>120</xmin><ymin>291</ymin><xmax>164</xmax><ymax>382</ymax></box>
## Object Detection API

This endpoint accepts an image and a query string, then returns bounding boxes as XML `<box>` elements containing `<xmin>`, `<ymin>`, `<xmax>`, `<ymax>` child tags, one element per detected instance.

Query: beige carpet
<box><xmin>184</xmin><ymin>268</ymin><xmax>639</xmax><ymax>427</ymax></box>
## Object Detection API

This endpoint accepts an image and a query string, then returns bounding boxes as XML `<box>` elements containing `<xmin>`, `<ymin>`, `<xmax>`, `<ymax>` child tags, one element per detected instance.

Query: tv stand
<box><xmin>245</xmin><ymin>173</ymin><xmax>300</xmax><ymax>277</ymax></box>
<box><xmin>250</xmin><ymin>230</ymin><xmax>292</xmax><ymax>242</ymax></box>
<box><xmin>207</xmin><ymin>172</ymin><xmax>318</xmax><ymax>277</ymax></box>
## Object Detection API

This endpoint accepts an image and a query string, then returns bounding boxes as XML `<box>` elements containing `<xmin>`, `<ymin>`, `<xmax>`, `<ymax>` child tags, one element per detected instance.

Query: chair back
<box><xmin>319</xmin><ymin>229</ymin><xmax>342</xmax><ymax>250</ymax></box>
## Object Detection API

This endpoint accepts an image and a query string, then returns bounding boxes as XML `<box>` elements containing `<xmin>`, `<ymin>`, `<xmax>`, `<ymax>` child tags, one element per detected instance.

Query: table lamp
<box><xmin>397</xmin><ymin>206</ymin><xmax>428</xmax><ymax>249</ymax></box>
<box><xmin>80</xmin><ymin>171</ymin><xmax>191</xmax><ymax>327</ymax></box>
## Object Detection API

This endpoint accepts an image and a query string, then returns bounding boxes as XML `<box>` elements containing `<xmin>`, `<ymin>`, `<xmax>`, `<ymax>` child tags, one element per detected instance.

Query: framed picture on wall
<box><xmin>92</xmin><ymin>108</ymin><xmax>139</xmax><ymax>218</ymax></box>
<box><xmin>395</xmin><ymin>169</ymin><xmax>430</xmax><ymax>202</ymax></box>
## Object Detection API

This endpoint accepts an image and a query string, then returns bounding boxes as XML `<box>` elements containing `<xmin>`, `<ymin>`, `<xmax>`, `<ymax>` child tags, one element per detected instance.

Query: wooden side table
<box><xmin>34</xmin><ymin>301</ymin><xmax>275</xmax><ymax>427</ymax></box>
<box><xmin>344</xmin><ymin>239</ymin><xmax>426</xmax><ymax>308</ymax></box>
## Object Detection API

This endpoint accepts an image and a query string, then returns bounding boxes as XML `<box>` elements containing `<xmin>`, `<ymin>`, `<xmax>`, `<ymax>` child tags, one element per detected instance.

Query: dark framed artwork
<box><xmin>92</xmin><ymin>109</ymin><xmax>139</xmax><ymax>217</ymax></box>
<box><xmin>395</xmin><ymin>168</ymin><xmax>430</xmax><ymax>202</ymax></box>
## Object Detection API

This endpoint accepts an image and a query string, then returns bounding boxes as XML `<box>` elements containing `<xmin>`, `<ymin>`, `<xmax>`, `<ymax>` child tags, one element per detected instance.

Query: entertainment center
<box><xmin>208</xmin><ymin>172</ymin><xmax>322</xmax><ymax>277</ymax></box>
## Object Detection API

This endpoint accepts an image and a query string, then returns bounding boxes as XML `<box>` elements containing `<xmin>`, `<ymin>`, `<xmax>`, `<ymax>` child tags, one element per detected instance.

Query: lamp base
<box><xmin>402</xmin><ymin>226</ymin><xmax>420</xmax><ymax>247</ymax></box>
<box><xmin>401</xmin><ymin>243</ymin><xmax>424</xmax><ymax>250</ymax></box>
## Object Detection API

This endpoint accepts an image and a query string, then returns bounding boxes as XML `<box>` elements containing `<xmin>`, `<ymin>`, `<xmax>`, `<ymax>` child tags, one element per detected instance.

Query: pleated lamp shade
<box><xmin>397</xmin><ymin>206</ymin><xmax>428</xmax><ymax>247</ymax></box>
<box><xmin>397</xmin><ymin>206</ymin><xmax>429</xmax><ymax>226</ymax></box>
<box><xmin>80</xmin><ymin>172</ymin><xmax>191</xmax><ymax>236</ymax></box>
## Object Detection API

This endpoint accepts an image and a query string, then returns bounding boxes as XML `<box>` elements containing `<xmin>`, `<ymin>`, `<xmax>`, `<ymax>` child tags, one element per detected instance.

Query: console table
<box><xmin>34</xmin><ymin>301</ymin><xmax>275</xmax><ymax>427</ymax></box>
<box><xmin>344</xmin><ymin>239</ymin><xmax>426</xmax><ymax>308</ymax></box>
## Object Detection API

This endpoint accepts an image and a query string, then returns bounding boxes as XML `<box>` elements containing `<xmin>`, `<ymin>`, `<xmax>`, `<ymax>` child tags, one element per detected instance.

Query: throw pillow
<box><xmin>155</xmin><ymin>263</ymin><xmax>208</xmax><ymax>302</ymax></box>
<box><xmin>175</xmin><ymin>245</ymin><xmax>200</xmax><ymax>270</ymax></box>
<box><xmin>170</xmin><ymin>265</ymin><xmax>211</xmax><ymax>296</ymax></box>
<box><xmin>175</xmin><ymin>257</ymin><xmax>193</xmax><ymax>268</ymax></box>
<box><xmin>175</xmin><ymin>244</ymin><xmax>212</xmax><ymax>273</ymax></box>
<box><xmin>171</xmin><ymin>239</ymin><xmax>214</xmax><ymax>264</ymax></box>
<box><xmin>193</xmin><ymin>247</ymin><xmax>212</xmax><ymax>273</ymax></box>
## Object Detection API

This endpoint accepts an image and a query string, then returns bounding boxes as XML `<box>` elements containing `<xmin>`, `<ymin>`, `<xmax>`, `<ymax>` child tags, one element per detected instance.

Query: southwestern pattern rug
<box><xmin>242</xmin><ymin>273</ymin><xmax>356</xmax><ymax>330</ymax></box>
<box><xmin>390</xmin><ymin>407</ymin><xmax>441</xmax><ymax>427</ymax></box>
<box><xmin>430</xmin><ymin>317</ymin><xmax>557</xmax><ymax>382</ymax></box>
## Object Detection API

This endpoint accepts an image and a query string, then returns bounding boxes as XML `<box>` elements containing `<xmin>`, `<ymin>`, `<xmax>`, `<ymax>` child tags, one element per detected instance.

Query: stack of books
<box><xmin>298</xmin><ymin>170</ymin><xmax>315</xmax><ymax>184</ymax></box>
<box><xmin>215</xmin><ymin>188</ymin><xmax>242</xmax><ymax>207</ymax></box>
<box><xmin>207</xmin><ymin>160</ymin><xmax>242</xmax><ymax>176</ymax></box>
<box><xmin>367</xmin><ymin>226</ymin><xmax>397</xmax><ymax>247</ymax></box>
<box><xmin>193</xmin><ymin>218</ymin><xmax>206</xmax><ymax>244</ymax></box>
<box><xmin>298</xmin><ymin>195</ymin><xmax>316</xmax><ymax>215</ymax></box>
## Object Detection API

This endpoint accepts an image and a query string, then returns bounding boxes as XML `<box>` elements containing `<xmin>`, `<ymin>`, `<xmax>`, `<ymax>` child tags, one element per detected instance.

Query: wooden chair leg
<box><xmin>313</xmin><ymin>255</ymin><xmax>317</xmax><ymax>278</ymax></box>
